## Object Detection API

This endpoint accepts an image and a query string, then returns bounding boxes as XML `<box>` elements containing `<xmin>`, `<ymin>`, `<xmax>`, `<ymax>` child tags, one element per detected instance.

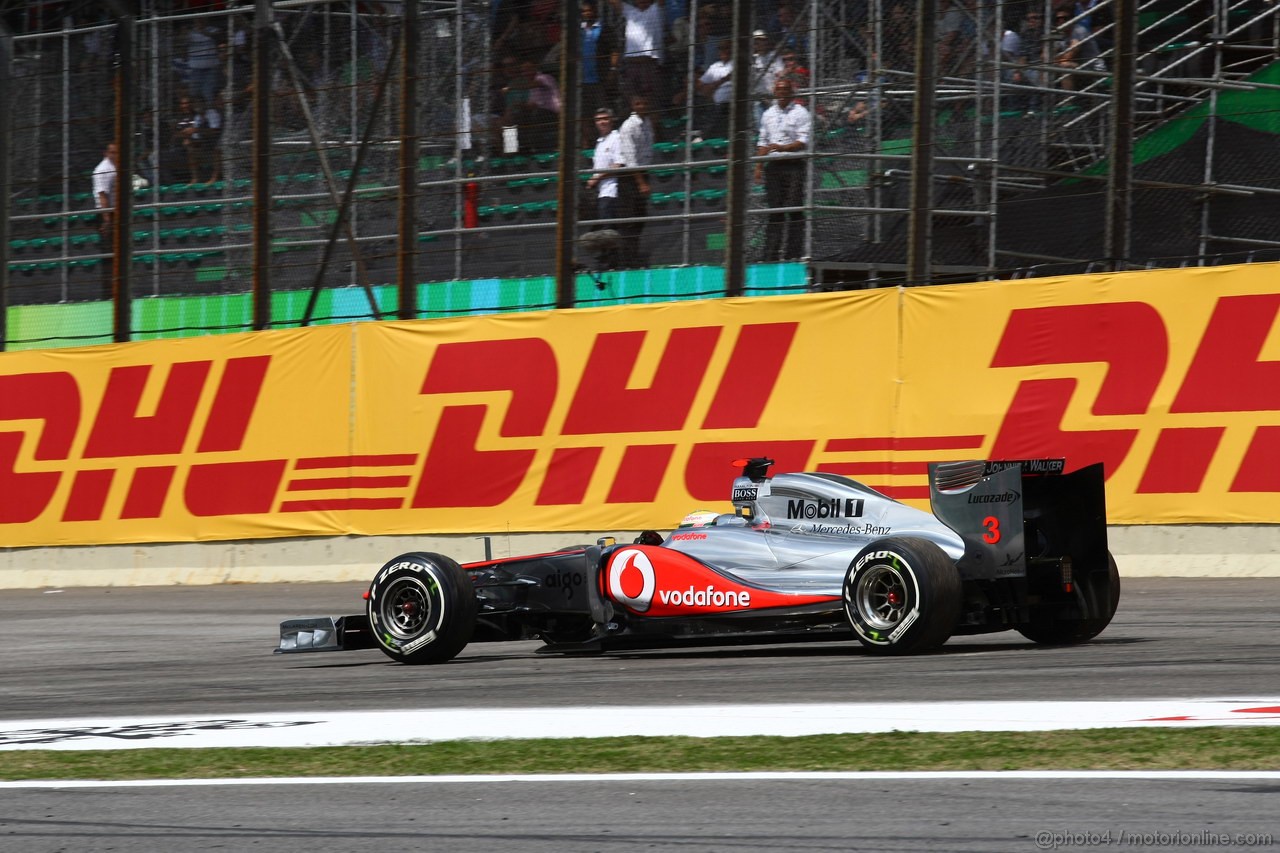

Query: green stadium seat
<box><xmin>691</xmin><ymin>188</ymin><xmax>726</xmax><ymax>207</ymax></box>
<box><xmin>696</xmin><ymin>164</ymin><xmax>728</xmax><ymax>183</ymax></box>
<box><xmin>520</xmin><ymin>200</ymin><xmax>554</xmax><ymax>219</ymax></box>
<box><xmin>693</xmin><ymin>138</ymin><xmax>729</xmax><ymax>160</ymax></box>
<box><xmin>653</xmin><ymin>141</ymin><xmax>683</xmax><ymax>163</ymax></box>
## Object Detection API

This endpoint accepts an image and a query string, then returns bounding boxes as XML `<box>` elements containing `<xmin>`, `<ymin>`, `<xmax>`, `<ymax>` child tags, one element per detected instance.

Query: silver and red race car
<box><xmin>277</xmin><ymin>457</ymin><xmax>1119</xmax><ymax>661</ymax></box>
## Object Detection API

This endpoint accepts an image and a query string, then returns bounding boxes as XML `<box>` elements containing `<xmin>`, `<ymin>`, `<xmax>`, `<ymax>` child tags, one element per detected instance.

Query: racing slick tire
<box><xmin>1016</xmin><ymin>552</ymin><xmax>1120</xmax><ymax>646</ymax></box>
<box><xmin>367</xmin><ymin>552</ymin><xmax>478</xmax><ymax>664</ymax></box>
<box><xmin>843</xmin><ymin>537</ymin><xmax>961</xmax><ymax>655</ymax></box>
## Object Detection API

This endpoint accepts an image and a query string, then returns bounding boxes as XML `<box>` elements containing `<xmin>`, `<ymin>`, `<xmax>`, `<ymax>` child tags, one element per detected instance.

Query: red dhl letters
<box><xmin>3</xmin><ymin>269</ymin><xmax>1280</xmax><ymax>547</ymax></box>
<box><xmin>411</xmin><ymin>323</ymin><xmax>801</xmax><ymax>507</ymax></box>
<box><xmin>988</xmin><ymin>294</ymin><xmax>1280</xmax><ymax>494</ymax></box>
<box><xmin>0</xmin><ymin>356</ymin><xmax>272</xmax><ymax>525</ymax></box>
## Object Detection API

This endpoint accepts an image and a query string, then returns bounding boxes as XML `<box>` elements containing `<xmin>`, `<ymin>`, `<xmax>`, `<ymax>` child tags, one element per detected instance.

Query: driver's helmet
<box><xmin>678</xmin><ymin>509</ymin><xmax>720</xmax><ymax>528</ymax></box>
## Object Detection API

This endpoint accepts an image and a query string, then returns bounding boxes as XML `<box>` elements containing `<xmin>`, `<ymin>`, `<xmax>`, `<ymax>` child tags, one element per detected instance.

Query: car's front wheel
<box><xmin>843</xmin><ymin>537</ymin><xmax>961</xmax><ymax>655</ymax></box>
<box><xmin>366</xmin><ymin>552</ymin><xmax>477</xmax><ymax>664</ymax></box>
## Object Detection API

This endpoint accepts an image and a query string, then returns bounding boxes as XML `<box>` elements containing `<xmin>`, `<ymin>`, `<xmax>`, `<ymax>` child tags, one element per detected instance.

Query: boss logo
<box><xmin>733</xmin><ymin>487</ymin><xmax>758</xmax><ymax>501</ymax></box>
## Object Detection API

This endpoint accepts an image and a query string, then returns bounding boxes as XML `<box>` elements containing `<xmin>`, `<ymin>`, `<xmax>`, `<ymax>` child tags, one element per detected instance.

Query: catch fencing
<box><xmin>3</xmin><ymin>0</ymin><xmax>1280</xmax><ymax>348</ymax></box>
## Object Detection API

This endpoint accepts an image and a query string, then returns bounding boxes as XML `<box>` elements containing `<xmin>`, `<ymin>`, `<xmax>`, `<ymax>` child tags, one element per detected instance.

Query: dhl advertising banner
<box><xmin>0</xmin><ymin>324</ymin><xmax>357</xmax><ymax>546</ymax></box>
<box><xmin>2</xmin><ymin>263</ymin><xmax>1279</xmax><ymax>547</ymax></box>
<box><xmin>900</xmin><ymin>265</ymin><xmax>1280</xmax><ymax>523</ymax></box>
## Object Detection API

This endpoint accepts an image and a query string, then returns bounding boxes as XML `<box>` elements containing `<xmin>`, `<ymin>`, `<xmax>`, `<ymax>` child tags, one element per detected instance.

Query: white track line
<box><xmin>1</xmin><ymin>698</ymin><xmax>1278</xmax><ymax>751</ymax></box>
<box><xmin>4</xmin><ymin>770</ymin><xmax>1280</xmax><ymax>789</ymax></box>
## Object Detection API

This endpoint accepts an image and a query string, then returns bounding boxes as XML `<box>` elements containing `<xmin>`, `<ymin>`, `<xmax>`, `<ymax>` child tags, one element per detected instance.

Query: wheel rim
<box><xmin>855</xmin><ymin>564</ymin><xmax>908</xmax><ymax>630</ymax></box>
<box><xmin>382</xmin><ymin>577</ymin><xmax>433</xmax><ymax>639</ymax></box>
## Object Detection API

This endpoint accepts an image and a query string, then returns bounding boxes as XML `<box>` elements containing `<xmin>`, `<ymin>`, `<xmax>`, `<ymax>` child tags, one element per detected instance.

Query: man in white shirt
<box><xmin>753</xmin><ymin>80</ymin><xmax>810</xmax><ymax>261</ymax></box>
<box><xmin>697</xmin><ymin>40</ymin><xmax>732</xmax><ymax>138</ymax></box>
<box><xmin>586</xmin><ymin>108</ymin><xmax>624</xmax><ymax>268</ymax></box>
<box><xmin>617</xmin><ymin>95</ymin><xmax>655</xmax><ymax>267</ymax></box>
<box><xmin>587</xmin><ymin>108</ymin><xmax>624</xmax><ymax>219</ymax></box>
<box><xmin>93</xmin><ymin>141</ymin><xmax>119</xmax><ymax>290</ymax></box>
<box><xmin>611</xmin><ymin>0</ymin><xmax>664</xmax><ymax>105</ymax></box>
<box><xmin>751</xmin><ymin>30</ymin><xmax>784</xmax><ymax>121</ymax></box>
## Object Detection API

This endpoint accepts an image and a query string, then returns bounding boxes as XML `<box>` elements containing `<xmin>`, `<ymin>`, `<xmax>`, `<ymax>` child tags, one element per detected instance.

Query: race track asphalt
<box><xmin>3</xmin><ymin>776</ymin><xmax>1278</xmax><ymax>852</ymax></box>
<box><xmin>0</xmin><ymin>577</ymin><xmax>1276</xmax><ymax>720</ymax></box>
<box><xmin>1</xmin><ymin>577</ymin><xmax>1278</xmax><ymax>852</ymax></box>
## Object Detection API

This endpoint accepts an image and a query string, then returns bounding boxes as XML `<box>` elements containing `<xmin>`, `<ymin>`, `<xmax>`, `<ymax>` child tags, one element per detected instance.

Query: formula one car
<box><xmin>277</xmin><ymin>457</ymin><xmax>1119</xmax><ymax>662</ymax></box>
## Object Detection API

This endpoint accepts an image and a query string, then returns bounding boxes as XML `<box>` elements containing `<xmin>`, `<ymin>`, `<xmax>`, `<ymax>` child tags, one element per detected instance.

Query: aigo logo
<box><xmin>607</xmin><ymin>548</ymin><xmax>656</xmax><ymax>613</ymax></box>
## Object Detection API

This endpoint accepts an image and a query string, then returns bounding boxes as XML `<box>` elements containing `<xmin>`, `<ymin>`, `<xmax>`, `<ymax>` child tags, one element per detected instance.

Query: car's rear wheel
<box><xmin>367</xmin><ymin>552</ymin><xmax>477</xmax><ymax>664</ymax></box>
<box><xmin>843</xmin><ymin>537</ymin><xmax>961</xmax><ymax>655</ymax></box>
<box><xmin>1017</xmin><ymin>552</ymin><xmax>1120</xmax><ymax>645</ymax></box>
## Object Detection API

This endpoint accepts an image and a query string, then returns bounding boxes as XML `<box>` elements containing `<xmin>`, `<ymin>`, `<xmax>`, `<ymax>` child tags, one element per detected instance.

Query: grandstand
<box><xmin>2</xmin><ymin>0</ymin><xmax>1280</xmax><ymax>349</ymax></box>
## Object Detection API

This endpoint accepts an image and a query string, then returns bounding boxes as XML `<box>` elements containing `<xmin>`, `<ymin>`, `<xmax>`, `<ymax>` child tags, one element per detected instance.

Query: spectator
<box><xmin>501</xmin><ymin>59</ymin><xmax>562</xmax><ymax>153</ymax></box>
<box><xmin>586</xmin><ymin>107</ymin><xmax>624</xmax><ymax>267</ymax></box>
<box><xmin>846</xmin><ymin>98</ymin><xmax>871</xmax><ymax>129</ymax></box>
<box><xmin>768</xmin><ymin>2</ymin><xmax>809</xmax><ymax>58</ymax></box>
<box><xmin>92</xmin><ymin>141</ymin><xmax>118</xmax><ymax>292</ymax></box>
<box><xmin>168</xmin><ymin>95</ymin><xmax>201</xmax><ymax>184</ymax></box>
<box><xmin>580</xmin><ymin>1</ymin><xmax>621</xmax><ymax>142</ymax></box>
<box><xmin>226</xmin><ymin>19</ymin><xmax>253</xmax><ymax>109</ymax></box>
<box><xmin>754</xmin><ymin>79</ymin><xmax>811</xmax><ymax>261</ymax></box>
<box><xmin>617</xmin><ymin>94</ymin><xmax>655</xmax><ymax>266</ymax></box>
<box><xmin>693</xmin><ymin>2</ymin><xmax>731</xmax><ymax>69</ymax></box>
<box><xmin>1016</xmin><ymin>8</ymin><xmax>1048</xmax><ymax>86</ymax></box>
<box><xmin>939</xmin><ymin>0</ymin><xmax>978</xmax><ymax>76</ymax></box>
<box><xmin>879</xmin><ymin>2</ymin><xmax>916</xmax><ymax>72</ymax></box>
<box><xmin>696</xmin><ymin>40</ymin><xmax>733</xmax><ymax>138</ymax></box>
<box><xmin>194</xmin><ymin>94</ymin><xmax>224</xmax><ymax>186</ymax></box>
<box><xmin>610</xmin><ymin>0</ymin><xmax>664</xmax><ymax>105</ymax></box>
<box><xmin>184</xmin><ymin>20</ymin><xmax>222</xmax><ymax>105</ymax></box>
<box><xmin>1053</xmin><ymin>8</ymin><xmax>1103</xmax><ymax>90</ymax></box>
<box><xmin>751</xmin><ymin>31</ymin><xmax>784</xmax><ymax>122</ymax></box>
<box><xmin>778</xmin><ymin>51</ymin><xmax>810</xmax><ymax>89</ymax></box>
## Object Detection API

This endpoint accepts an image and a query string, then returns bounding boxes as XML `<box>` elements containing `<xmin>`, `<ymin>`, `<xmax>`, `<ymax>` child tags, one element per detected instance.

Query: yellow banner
<box><xmin>2</xmin><ymin>263</ymin><xmax>1279</xmax><ymax>546</ymax></box>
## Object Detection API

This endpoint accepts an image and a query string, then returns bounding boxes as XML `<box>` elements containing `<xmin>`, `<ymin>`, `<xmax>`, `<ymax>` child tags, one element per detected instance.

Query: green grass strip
<box><xmin>4</xmin><ymin>728</ymin><xmax>1278</xmax><ymax>781</ymax></box>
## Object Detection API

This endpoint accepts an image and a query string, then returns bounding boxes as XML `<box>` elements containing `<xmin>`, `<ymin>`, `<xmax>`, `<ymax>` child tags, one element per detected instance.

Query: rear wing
<box><xmin>928</xmin><ymin>459</ymin><xmax>1108</xmax><ymax>580</ymax></box>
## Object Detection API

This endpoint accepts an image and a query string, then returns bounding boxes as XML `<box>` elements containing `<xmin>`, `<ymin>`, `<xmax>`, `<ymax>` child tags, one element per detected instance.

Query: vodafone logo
<box><xmin>607</xmin><ymin>549</ymin><xmax>656</xmax><ymax>613</ymax></box>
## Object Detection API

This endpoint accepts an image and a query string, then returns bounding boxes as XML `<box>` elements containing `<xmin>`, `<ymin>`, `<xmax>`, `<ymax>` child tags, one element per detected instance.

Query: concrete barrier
<box><xmin>1</xmin><ymin>525</ymin><xmax>1277</xmax><ymax>589</ymax></box>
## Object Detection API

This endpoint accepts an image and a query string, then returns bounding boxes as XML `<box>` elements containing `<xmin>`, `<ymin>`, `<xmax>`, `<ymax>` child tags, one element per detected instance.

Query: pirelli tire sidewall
<box><xmin>366</xmin><ymin>552</ymin><xmax>478</xmax><ymax>664</ymax></box>
<box><xmin>843</xmin><ymin>537</ymin><xmax>962</xmax><ymax>655</ymax></box>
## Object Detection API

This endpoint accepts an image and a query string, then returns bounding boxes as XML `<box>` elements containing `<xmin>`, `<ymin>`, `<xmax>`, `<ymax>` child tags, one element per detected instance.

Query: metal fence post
<box><xmin>0</xmin><ymin>21</ymin><xmax>11</xmax><ymax>351</ymax></box>
<box><xmin>398</xmin><ymin>0</ymin><xmax>419</xmax><ymax>320</ymax></box>
<box><xmin>106</xmin><ymin>0</ymin><xmax>136</xmax><ymax>342</ymax></box>
<box><xmin>907</xmin><ymin>0</ymin><xmax>938</xmax><ymax>286</ymax></box>
<box><xmin>555</xmin><ymin>0</ymin><xmax>581</xmax><ymax>309</ymax></box>
<box><xmin>1106</xmin><ymin>0</ymin><xmax>1137</xmax><ymax>269</ymax></box>
<box><xmin>252</xmin><ymin>0</ymin><xmax>273</xmax><ymax>329</ymax></box>
<box><xmin>723</xmin><ymin>0</ymin><xmax>753</xmax><ymax>298</ymax></box>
